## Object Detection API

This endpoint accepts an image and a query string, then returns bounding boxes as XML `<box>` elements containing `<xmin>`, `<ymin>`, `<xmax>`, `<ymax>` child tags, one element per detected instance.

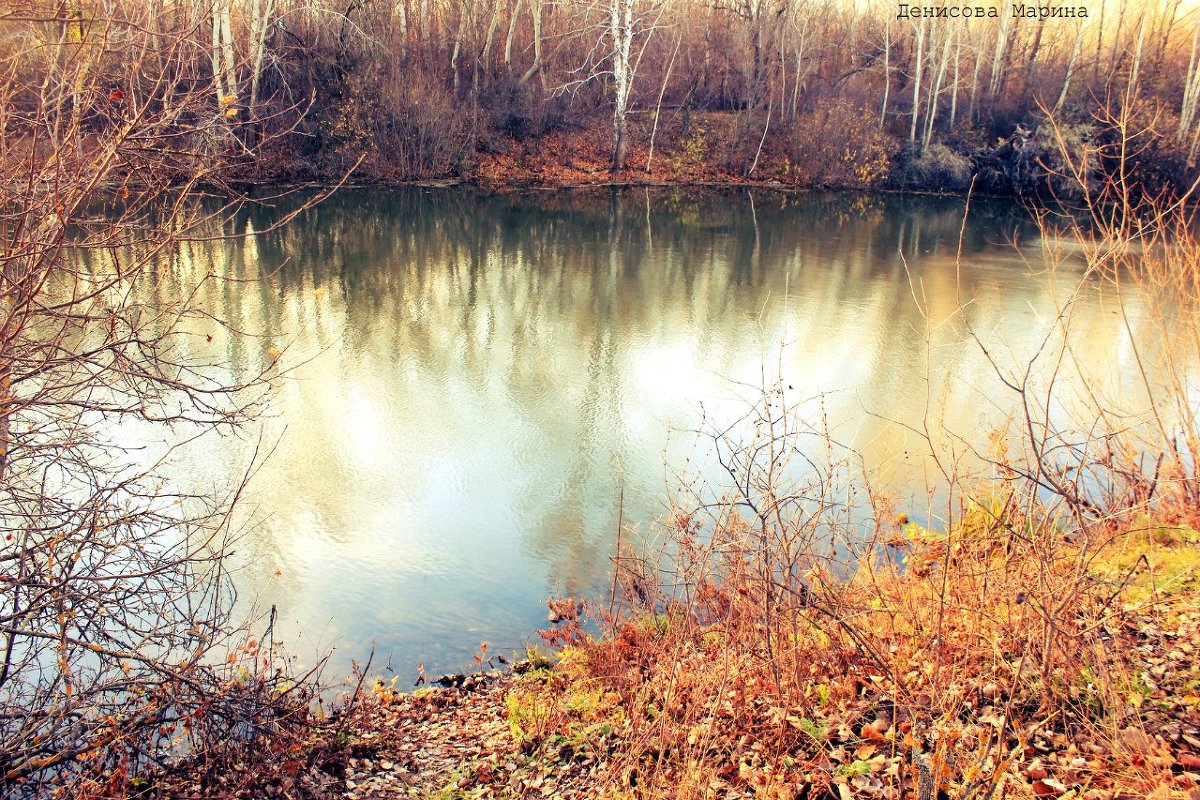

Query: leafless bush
<box><xmin>898</xmin><ymin>142</ymin><xmax>972</xmax><ymax>191</ymax></box>
<box><xmin>384</xmin><ymin>67</ymin><xmax>472</xmax><ymax>179</ymax></box>
<box><xmin>785</xmin><ymin>98</ymin><xmax>894</xmax><ymax>188</ymax></box>
<box><xmin>577</xmin><ymin>102</ymin><xmax>1200</xmax><ymax>798</ymax></box>
<box><xmin>0</xmin><ymin>5</ymin><xmax>335</xmax><ymax>794</ymax></box>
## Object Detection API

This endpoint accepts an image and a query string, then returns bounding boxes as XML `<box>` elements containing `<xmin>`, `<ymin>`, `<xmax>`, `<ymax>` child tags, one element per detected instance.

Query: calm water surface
<box><xmin>151</xmin><ymin>188</ymin><xmax>1151</xmax><ymax>679</ymax></box>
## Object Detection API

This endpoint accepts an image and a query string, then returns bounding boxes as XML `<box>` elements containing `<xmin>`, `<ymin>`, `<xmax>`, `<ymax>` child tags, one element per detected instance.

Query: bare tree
<box><xmin>1053</xmin><ymin>18</ymin><xmax>1086</xmax><ymax>115</ymax></box>
<box><xmin>557</xmin><ymin>0</ymin><xmax>662</xmax><ymax>171</ymax></box>
<box><xmin>609</xmin><ymin>0</ymin><xmax>636</xmax><ymax>169</ymax></box>
<box><xmin>0</xmin><ymin>4</ymin><xmax>332</xmax><ymax>792</ymax></box>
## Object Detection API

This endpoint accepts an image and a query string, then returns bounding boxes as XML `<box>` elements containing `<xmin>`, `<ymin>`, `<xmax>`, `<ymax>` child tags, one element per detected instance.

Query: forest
<box><xmin>4</xmin><ymin>0</ymin><xmax>1200</xmax><ymax>193</ymax></box>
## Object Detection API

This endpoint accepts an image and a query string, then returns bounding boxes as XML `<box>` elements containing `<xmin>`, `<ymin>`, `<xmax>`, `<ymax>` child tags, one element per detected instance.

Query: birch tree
<box><xmin>1054</xmin><ymin>19</ymin><xmax>1086</xmax><ymax>115</ymax></box>
<box><xmin>211</xmin><ymin>0</ymin><xmax>238</xmax><ymax>111</ymax></box>
<box><xmin>1180</xmin><ymin>29</ymin><xmax>1200</xmax><ymax>164</ymax></box>
<box><xmin>880</xmin><ymin>17</ymin><xmax>890</xmax><ymax>127</ymax></box>
<box><xmin>563</xmin><ymin>0</ymin><xmax>661</xmax><ymax>170</ymax></box>
<box><xmin>609</xmin><ymin>0</ymin><xmax>635</xmax><ymax>169</ymax></box>
<box><xmin>909</xmin><ymin>14</ymin><xmax>925</xmax><ymax>145</ymax></box>
<box><xmin>920</xmin><ymin>16</ymin><xmax>953</xmax><ymax>155</ymax></box>
<box><xmin>247</xmin><ymin>0</ymin><xmax>278</xmax><ymax>115</ymax></box>
<box><xmin>988</xmin><ymin>3</ymin><xmax>1013</xmax><ymax>99</ymax></box>
<box><xmin>519</xmin><ymin>0</ymin><xmax>546</xmax><ymax>87</ymax></box>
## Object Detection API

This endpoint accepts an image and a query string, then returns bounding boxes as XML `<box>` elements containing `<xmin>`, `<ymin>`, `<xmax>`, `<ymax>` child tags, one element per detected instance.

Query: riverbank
<box><xmin>242</xmin><ymin>108</ymin><xmax>1132</xmax><ymax>201</ymax></box>
<box><xmin>125</xmin><ymin>521</ymin><xmax>1200</xmax><ymax>800</ymax></box>
<box><xmin>46</xmin><ymin>175</ymin><xmax>1200</xmax><ymax>800</ymax></box>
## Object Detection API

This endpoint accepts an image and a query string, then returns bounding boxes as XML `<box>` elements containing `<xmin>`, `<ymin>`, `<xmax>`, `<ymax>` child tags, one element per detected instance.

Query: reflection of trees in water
<box><xmin>128</xmin><ymin>187</ymin><xmax>1140</xmax><ymax>665</ymax></box>
<box><xmin>237</xmin><ymin>190</ymin><xmax>1031</xmax><ymax>556</ymax></box>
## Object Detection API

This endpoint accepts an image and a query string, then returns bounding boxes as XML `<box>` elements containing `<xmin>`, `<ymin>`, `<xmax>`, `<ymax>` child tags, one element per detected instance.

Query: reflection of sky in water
<box><xmin>121</xmin><ymin>188</ymin><xmax>1172</xmax><ymax>680</ymax></box>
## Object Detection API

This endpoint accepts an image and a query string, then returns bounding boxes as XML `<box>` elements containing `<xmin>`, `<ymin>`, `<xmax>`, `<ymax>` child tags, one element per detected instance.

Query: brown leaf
<box><xmin>1120</xmin><ymin>729</ymin><xmax>1155</xmax><ymax>754</ymax></box>
<box><xmin>859</xmin><ymin>724</ymin><xmax>885</xmax><ymax>742</ymax></box>
<box><xmin>1032</xmin><ymin>777</ymin><xmax>1068</xmax><ymax>797</ymax></box>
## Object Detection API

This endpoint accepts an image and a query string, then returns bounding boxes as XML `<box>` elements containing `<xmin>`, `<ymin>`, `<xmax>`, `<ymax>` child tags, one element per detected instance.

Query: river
<box><xmin>141</xmin><ymin>186</ymin><xmax>1153</xmax><ymax>681</ymax></box>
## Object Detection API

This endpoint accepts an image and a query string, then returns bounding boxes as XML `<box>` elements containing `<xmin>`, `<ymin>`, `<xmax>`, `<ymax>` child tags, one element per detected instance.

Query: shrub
<box><xmin>383</xmin><ymin>69</ymin><xmax>471</xmax><ymax>178</ymax></box>
<box><xmin>786</xmin><ymin>98</ymin><xmax>896</xmax><ymax>188</ymax></box>
<box><xmin>0</xmin><ymin>9</ymin><xmax>325</xmax><ymax>794</ymax></box>
<box><xmin>896</xmin><ymin>142</ymin><xmax>973</xmax><ymax>191</ymax></box>
<box><xmin>481</xmin><ymin>76</ymin><xmax>574</xmax><ymax>144</ymax></box>
<box><xmin>971</xmin><ymin>118</ymin><xmax>1100</xmax><ymax>199</ymax></box>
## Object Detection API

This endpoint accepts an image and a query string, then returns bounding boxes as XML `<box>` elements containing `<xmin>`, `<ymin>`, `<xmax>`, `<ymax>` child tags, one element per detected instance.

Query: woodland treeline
<box><xmin>4</xmin><ymin>1</ymin><xmax>1200</xmax><ymax>191</ymax></box>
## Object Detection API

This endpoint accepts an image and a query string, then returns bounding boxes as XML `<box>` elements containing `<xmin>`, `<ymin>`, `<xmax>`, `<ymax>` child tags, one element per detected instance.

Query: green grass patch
<box><xmin>1090</xmin><ymin>522</ymin><xmax>1200</xmax><ymax>603</ymax></box>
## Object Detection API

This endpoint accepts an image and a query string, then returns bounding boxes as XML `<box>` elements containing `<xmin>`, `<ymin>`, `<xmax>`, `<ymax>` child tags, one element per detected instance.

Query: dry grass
<box><xmin>501</xmin><ymin>112</ymin><xmax>1200</xmax><ymax>800</ymax></box>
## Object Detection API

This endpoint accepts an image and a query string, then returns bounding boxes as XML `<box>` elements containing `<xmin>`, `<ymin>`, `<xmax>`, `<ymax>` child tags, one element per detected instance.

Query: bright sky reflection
<box><xmin>135</xmin><ymin>187</ymin><xmax>1170</xmax><ymax>681</ymax></box>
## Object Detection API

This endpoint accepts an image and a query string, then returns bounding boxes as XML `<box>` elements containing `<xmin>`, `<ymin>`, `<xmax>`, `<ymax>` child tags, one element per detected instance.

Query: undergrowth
<box><xmin>511</xmin><ymin>117</ymin><xmax>1200</xmax><ymax>800</ymax></box>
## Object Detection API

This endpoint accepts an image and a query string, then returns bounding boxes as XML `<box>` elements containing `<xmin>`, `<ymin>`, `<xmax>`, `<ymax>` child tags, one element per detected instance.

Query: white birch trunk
<box><xmin>1128</xmin><ymin>13</ymin><xmax>1146</xmax><ymax>93</ymax></box>
<box><xmin>504</xmin><ymin>0</ymin><xmax>524</xmax><ymax>68</ymax></box>
<box><xmin>610</xmin><ymin>0</ymin><xmax>635</xmax><ymax>171</ymax></box>
<box><xmin>1054</xmin><ymin>20</ymin><xmax>1086</xmax><ymax>116</ymax></box>
<box><xmin>909</xmin><ymin>16</ymin><xmax>925</xmax><ymax>145</ymax></box>
<box><xmin>519</xmin><ymin>0</ymin><xmax>544</xmax><ymax>87</ymax></box>
<box><xmin>1180</xmin><ymin>31</ymin><xmax>1200</xmax><ymax>146</ymax></box>
<box><xmin>948</xmin><ymin>22</ymin><xmax>960</xmax><ymax>129</ymax></box>
<box><xmin>988</xmin><ymin>4</ymin><xmax>1011</xmax><ymax>98</ymax></box>
<box><xmin>921</xmin><ymin>20</ymin><xmax>952</xmax><ymax>155</ymax></box>
<box><xmin>880</xmin><ymin>15</ymin><xmax>890</xmax><ymax>128</ymax></box>
<box><xmin>248</xmin><ymin>0</ymin><xmax>277</xmax><ymax>114</ymax></box>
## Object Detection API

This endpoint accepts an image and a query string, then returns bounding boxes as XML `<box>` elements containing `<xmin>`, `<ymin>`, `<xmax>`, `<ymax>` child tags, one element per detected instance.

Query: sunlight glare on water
<box><xmin>143</xmin><ymin>187</ymin><xmax>1159</xmax><ymax>680</ymax></box>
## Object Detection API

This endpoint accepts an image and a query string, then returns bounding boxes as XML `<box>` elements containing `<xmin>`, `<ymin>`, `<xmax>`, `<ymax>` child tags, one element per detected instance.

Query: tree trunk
<box><xmin>247</xmin><ymin>0</ymin><xmax>277</xmax><ymax>150</ymax></box>
<box><xmin>1128</xmin><ymin>13</ymin><xmax>1146</xmax><ymax>93</ymax></box>
<box><xmin>1054</xmin><ymin>21</ymin><xmax>1085</xmax><ymax>116</ymax></box>
<box><xmin>451</xmin><ymin>3</ymin><xmax>469</xmax><ymax>95</ymax></box>
<box><xmin>968</xmin><ymin>26</ymin><xmax>983</xmax><ymax>122</ymax></box>
<box><xmin>646</xmin><ymin>26</ymin><xmax>682</xmax><ymax>172</ymax></box>
<box><xmin>921</xmin><ymin>20</ymin><xmax>952</xmax><ymax>155</ymax></box>
<box><xmin>504</xmin><ymin>0</ymin><xmax>524</xmax><ymax>68</ymax></box>
<box><xmin>948</xmin><ymin>23</ymin><xmax>961</xmax><ymax>129</ymax></box>
<box><xmin>610</xmin><ymin>0</ymin><xmax>635</xmax><ymax>171</ymax></box>
<box><xmin>211</xmin><ymin>1</ymin><xmax>238</xmax><ymax>108</ymax></box>
<box><xmin>880</xmin><ymin>15</ymin><xmax>890</xmax><ymax>129</ymax></box>
<box><xmin>519</xmin><ymin>0</ymin><xmax>544</xmax><ymax>87</ymax></box>
<box><xmin>1024</xmin><ymin>17</ymin><xmax>1047</xmax><ymax>96</ymax></box>
<box><xmin>988</xmin><ymin>4</ymin><xmax>1012</xmax><ymax>99</ymax></box>
<box><xmin>1180</xmin><ymin>31</ymin><xmax>1200</xmax><ymax>147</ymax></box>
<box><xmin>909</xmin><ymin>16</ymin><xmax>925</xmax><ymax>145</ymax></box>
<box><xmin>248</xmin><ymin>0</ymin><xmax>277</xmax><ymax>111</ymax></box>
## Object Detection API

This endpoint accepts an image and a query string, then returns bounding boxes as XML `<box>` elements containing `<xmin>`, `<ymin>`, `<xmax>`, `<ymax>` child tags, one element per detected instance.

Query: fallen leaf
<box><xmin>1032</xmin><ymin>777</ymin><xmax>1069</xmax><ymax>797</ymax></box>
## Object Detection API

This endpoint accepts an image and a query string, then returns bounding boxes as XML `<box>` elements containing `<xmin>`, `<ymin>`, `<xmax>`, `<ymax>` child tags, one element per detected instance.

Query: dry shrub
<box><xmin>520</xmin><ymin>107</ymin><xmax>1200</xmax><ymax>800</ymax></box>
<box><xmin>786</xmin><ymin>98</ymin><xmax>895</xmax><ymax>189</ymax></box>
<box><xmin>898</xmin><ymin>143</ymin><xmax>973</xmax><ymax>192</ymax></box>
<box><xmin>0</xmin><ymin>9</ymin><xmax>341</xmax><ymax>796</ymax></box>
<box><xmin>304</xmin><ymin>66</ymin><xmax>470</xmax><ymax>179</ymax></box>
<box><xmin>552</xmin><ymin>410</ymin><xmax>1195</xmax><ymax>798</ymax></box>
<box><xmin>381</xmin><ymin>69</ymin><xmax>472</xmax><ymax>179</ymax></box>
<box><xmin>481</xmin><ymin>76</ymin><xmax>574</xmax><ymax>144</ymax></box>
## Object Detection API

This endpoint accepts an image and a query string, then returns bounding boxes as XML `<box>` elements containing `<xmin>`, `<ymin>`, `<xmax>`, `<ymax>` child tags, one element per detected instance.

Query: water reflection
<box><xmin>148</xmin><ymin>187</ymin><xmax>1150</xmax><ymax>679</ymax></box>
